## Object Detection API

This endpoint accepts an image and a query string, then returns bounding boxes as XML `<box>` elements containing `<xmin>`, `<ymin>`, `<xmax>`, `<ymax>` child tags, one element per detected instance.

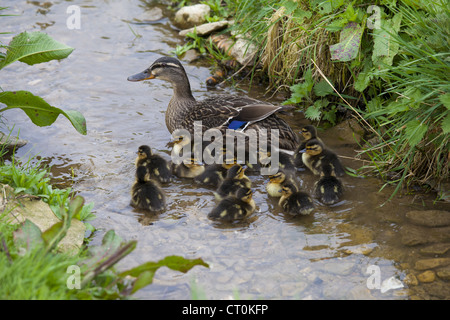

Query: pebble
<box><xmin>419</xmin><ymin>243</ymin><xmax>450</xmax><ymax>255</ymax></box>
<box><xmin>406</xmin><ymin>210</ymin><xmax>450</xmax><ymax>227</ymax></box>
<box><xmin>403</xmin><ymin>273</ymin><xmax>418</xmax><ymax>286</ymax></box>
<box><xmin>179</xmin><ymin>21</ymin><xmax>229</xmax><ymax>37</ymax></box>
<box><xmin>436</xmin><ymin>266</ymin><xmax>450</xmax><ymax>280</ymax></box>
<box><xmin>417</xmin><ymin>270</ymin><xmax>436</xmax><ymax>283</ymax></box>
<box><xmin>414</xmin><ymin>258</ymin><xmax>450</xmax><ymax>270</ymax></box>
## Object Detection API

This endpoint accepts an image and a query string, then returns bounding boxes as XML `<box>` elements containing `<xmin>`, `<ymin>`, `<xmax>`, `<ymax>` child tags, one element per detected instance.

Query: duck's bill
<box><xmin>127</xmin><ymin>70</ymin><xmax>155</xmax><ymax>82</ymax></box>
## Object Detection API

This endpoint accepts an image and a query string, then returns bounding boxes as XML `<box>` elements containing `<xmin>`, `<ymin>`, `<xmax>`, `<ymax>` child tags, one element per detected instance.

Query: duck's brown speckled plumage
<box><xmin>128</xmin><ymin>57</ymin><xmax>299</xmax><ymax>150</ymax></box>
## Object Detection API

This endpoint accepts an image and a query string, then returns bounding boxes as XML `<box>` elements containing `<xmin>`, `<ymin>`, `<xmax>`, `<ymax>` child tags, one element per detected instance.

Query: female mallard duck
<box><xmin>130</xmin><ymin>165</ymin><xmax>166</xmax><ymax>211</ymax></box>
<box><xmin>266</xmin><ymin>170</ymin><xmax>297</xmax><ymax>197</ymax></box>
<box><xmin>293</xmin><ymin>125</ymin><xmax>322</xmax><ymax>168</ymax></box>
<box><xmin>300</xmin><ymin>139</ymin><xmax>345</xmax><ymax>177</ymax></box>
<box><xmin>127</xmin><ymin>56</ymin><xmax>299</xmax><ymax>150</ymax></box>
<box><xmin>171</xmin><ymin>155</ymin><xmax>205</xmax><ymax>179</ymax></box>
<box><xmin>314</xmin><ymin>163</ymin><xmax>344</xmax><ymax>205</ymax></box>
<box><xmin>208</xmin><ymin>187</ymin><xmax>256</xmax><ymax>222</ymax></box>
<box><xmin>278</xmin><ymin>182</ymin><xmax>314</xmax><ymax>216</ymax></box>
<box><xmin>215</xmin><ymin>164</ymin><xmax>252</xmax><ymax>199</ymax></box>
<box><xmin>136</xmin><ymin>145</ymin><xmax>172</xmax><ymax>184</ymax></box>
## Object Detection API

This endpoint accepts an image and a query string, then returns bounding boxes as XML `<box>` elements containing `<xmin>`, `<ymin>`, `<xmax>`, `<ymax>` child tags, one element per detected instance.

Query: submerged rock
<box><xmin>0</xmin><ymin>132</ymin><xmax>27</xmax><ymax>151</ymax></box>
<box><xmin>406</xmin><ymin>210</ymin><xmax>450</xmax><ymax>227</ymax></box>
<box><xmin>174</xmin><ymin>4</ymin><xmax>210</xmax><ymax>29</ymax></box>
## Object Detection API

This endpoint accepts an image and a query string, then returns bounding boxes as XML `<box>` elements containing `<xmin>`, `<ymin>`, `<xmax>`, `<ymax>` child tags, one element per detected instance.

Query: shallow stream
<box><xmin>1</xmin><ymin>0</ymin><xmax>449</xmax><ymax>299</ymax></box>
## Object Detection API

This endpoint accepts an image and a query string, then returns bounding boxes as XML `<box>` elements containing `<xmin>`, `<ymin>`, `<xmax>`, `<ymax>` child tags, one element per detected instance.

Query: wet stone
<box><xmin>406</xmin><ymin>210</ymin><xmax>450</xmax><ymax>227</ymax></box>
<box><xmin>436</xmin><ymin>266</ymin><xmax>450</xmax><ymax>280</ymax></box>
<box><xmin>417</xmin><ymin>270</ymin><xmax>436</xmax><ymax>283</ymax></box>
<box><xmin>419</xmin><ymin>243</ymin><xmax>450</xmax><ymax>255</ymax></box>
<box><xmin>414</xmin><ymin>258</ymin><xmax>450</xmax><ymax>270</ymax></box>
<box><xmin>400</xmin><ymin>225</ymin><xmax>450</xmax><ymax>246</ymax></box>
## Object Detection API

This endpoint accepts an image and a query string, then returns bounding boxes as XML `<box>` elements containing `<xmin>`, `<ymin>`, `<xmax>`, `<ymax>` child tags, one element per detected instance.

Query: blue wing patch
<box><xmin>227</xmin><ymin>120</ymin><xmax>248</xmax><ymax>130</ymax></box>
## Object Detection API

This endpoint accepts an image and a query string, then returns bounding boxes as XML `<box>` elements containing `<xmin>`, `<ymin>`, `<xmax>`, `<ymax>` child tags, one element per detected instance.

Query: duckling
<box><xmin>136</xmin><ymin>145</ymin><xmax>173</xmax><ymax>184</ymax></box>
<box><xmin>208</xmin><ymin>187</ymin><xmax>256</xmax><ymax>222</ymax></box>
<box><xmin>278</xmin><ymin>182</ymin><xmax>314</xmax><ymax>216</ymax></box>
<box><xmin>266</xmin><ymin>170</ymin><xmax>297</xmax><ymax>197</ymax></box>
<box><xmin>130</xmin><ymin>165</ymin><xmax>166</xmax><ymax>211</ymax></box>
<box><xmin>215</xmin><ymin>164</ymin><xmax>252</xmax><ymax>199</ymax></box>
<box><xmin>314</xmin><ymin>163</ymin><xmax>344</xmax><ymax>205</ymax></box>
<box><xmin>300</xmin><ymin>139</ymin><xmax>345</xmax><ymax>177</ymax></box>
<box><xmin>171</xmin><ymin>155</ymin><xmax>205</xmax><ymax>178</ymax></box>
<box><xmin>293</xmin><ymin>125</ymin><xmax>322</xmax><ymax>168</ymax></box>
<box><xmin>259</xmin><ymin>149</ymin><xmax>296</xmax><ymax>177</ymax></box>
<box><xmin>193</xmin><ymin>161</ymin><xmax>235</xmax><ymax>187</ymax></box>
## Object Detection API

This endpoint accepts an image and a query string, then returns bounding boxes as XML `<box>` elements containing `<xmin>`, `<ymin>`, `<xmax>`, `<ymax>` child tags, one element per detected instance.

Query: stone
<box><xmin>134</xmin><ymin>7</ymin><xmax>164</xmax><ymax>22</ymax></box>
<box><xmin>417</xmin><ymin>270</ymin><xmax>436</xmax><ymax>283</ymax></box>
<box><xmin>406</xmin><ymin>210</ymin><xmax>450</xmax><ymax>227</ymax></box>
<box><xmin>174</xmin><ymin>4</ymin><xmax>210</xmax><ymax>29</ymax></box>
<box><xmin>414</xmin><ymin>258</ymin><xmax>450</xmax><ymax>270</ymax></box>
<box><xmin>324</xmin><ymin>118</ymin><xmax>365</xmax><ymax>146</ymax></box>
<box><xmin>436</xmin><ymin>266</ymin><xmax>450</xmax><ymax>280</ymax></box>
<box><xmin>0</xmin><ymin>132</ymin><xmax>27</xmax><ymax>151</ymax></box>
<box><xmin>419</xmin><ymin>243</ymin><xmax>450</xmax><ymax>255</ymax></box>
<box><xmin>229</xmin><ymin>38</ymin><xmax>258</xmax><ymax>66</ymax></box>
<box><xmin>182</xmin><ymin>49</ymin><xmax>201</xmax><ymax>63</ymax></box>
<box><xmin>403</xmin><ymin>273</ymin><xmax>418</xmax><ymax>286</ymax></box>
<box><xmin>3</xmin><ymin>186</ymin><xmax>86</xmax><ymax>254</ymax></box>
<box><xmin>179</xmin><ymin>21</ymin><xmax>229</xmax><ymax>37</ymax></box>
<box><xmin>400</xmin><ymin>225</ymin><xmax>450</xmax><ymax>246</ymax></box>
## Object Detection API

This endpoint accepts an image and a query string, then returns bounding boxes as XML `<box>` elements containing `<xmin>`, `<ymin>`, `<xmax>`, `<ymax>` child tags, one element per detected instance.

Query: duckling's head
<box><xmin>281</xmin><ymin>182</ymin><xmax>296</xmax><ymax>197</ymax></box>
<box><xmin>127</xmin><ymin>57</ymin><xmax>188</xmax><ymax>84</ymax></box>
<box><xmin>226</xmin><ymin>164</ymin><xmax>244</xmax><ymax>179</ymax></box>
<box><xmin>137</xmin><ymin>145</ymin><xmax>152</xmax><ymax>160</ymax></box>
<box><xmin>302</xmin><ymin>139</ymin><xmax>323</xmax><ymax>156</ymax></box>
<box><xmin>301</xmin><ymin>125</ymin><xmax>318</xmax><ymax>140</ymax></box>
<box><xmin>136</xmin><ymin>165</ymin><xmax>150</xmax><ymax>182</ymax></box>
<box><xmin>236</xmin><ymin>187</ymin><xmax>253</xmax><ymax>203</ymax></box>
<box><xmin>183</xmin><ymin>156</ymin><xmax>203</xmax><ymax>169</ymax></box>
<box><xmin>269</xmin><ymin>171</ymin><xmax>286</xmax><ymax>183</ymax></box>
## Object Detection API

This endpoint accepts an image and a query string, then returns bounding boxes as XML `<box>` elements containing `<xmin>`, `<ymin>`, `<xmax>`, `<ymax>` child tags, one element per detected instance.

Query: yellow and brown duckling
<box><xmin>136</xmin><ymin>145</ymin><xmax>173</xmax><ymax>184</ymax></box>
<box><xmin>293</xmin><ymin>125</ymin><xmax>322</xmax><ymax>168</ymax></box>
<box><xmin>171</xmin><ymin>155</ymin><xmax>205</xmax><ymax>179</ymax></box>
<box><xmin>300</xmin><ymin>139</ymin><xmax>345</xmax><ymax>177</ymax></box>
<box><xmin>208</xmin><ymin>187</ymin><xmax>256</xmax><ymax>222</ymax></box>
<box><xmin>215</xmin><ymin>164</ymin><xmax>252</xmax><ymax>199</ymax></box>
<box><xmin>278</xmin><ymin>182</ymin><xmax>314</xmax><ymax>216</ymax></box>
<box><xmin>314</xmin><ymin>163</ymin><xmax>344</xmax><ymax>205</ymax></box>
<box><xmin>193</xmin><ymin>161</ymin><xmax>235</xmax><ymax>187</ymax></box>
<box><xmin>259</xmin><ymin>149</ymin><xmax>296</xmax><ymax>177</ymax></box>
<box><xmin>266</xmin><ymin>170</ymin><xmax>298</xmax><ymax>197</ymax></box>
<box><xmin>130</xmin><ymin>165</ymin><xmax>166</xmax><ymax>212</ymax></box>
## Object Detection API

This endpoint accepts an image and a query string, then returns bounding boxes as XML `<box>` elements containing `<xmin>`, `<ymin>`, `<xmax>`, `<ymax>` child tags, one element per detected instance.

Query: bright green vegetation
<box><xmin>172</xmin><ymin>0</ymin><xmax>449</xmax><ymax>198</ymax></box>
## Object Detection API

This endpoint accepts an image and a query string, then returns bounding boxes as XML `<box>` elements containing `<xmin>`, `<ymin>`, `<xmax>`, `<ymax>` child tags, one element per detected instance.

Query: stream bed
<box><xmin>1</xmin><ymin>0</ymin><xmax>449</xmax><ymax>299</ymax></box>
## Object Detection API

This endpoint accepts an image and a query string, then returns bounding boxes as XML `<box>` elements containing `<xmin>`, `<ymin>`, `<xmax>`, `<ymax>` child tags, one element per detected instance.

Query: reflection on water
<box><xmin>1</xmin><ymin>0</ymin><xmax>449</xmax><ymax>299</ymax></box>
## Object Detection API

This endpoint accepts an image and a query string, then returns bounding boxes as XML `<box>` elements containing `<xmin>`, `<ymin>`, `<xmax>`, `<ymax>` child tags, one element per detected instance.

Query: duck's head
<box><xmin>300</xmin><ymin>139</ymin><xmax>323</xmax><ymax>156</ymax></box>
<box><xmin>281</xmin><ymin>182</ymin><xmax>296</xmax><ymax>197</ymax></box>
<box><xmin>301</xmin><ymin>125</ymin><xmax>318</xmax><ymax>140</ymax></box>
<box><xmin>269</xmin><ymin>171</ymin><xmax>286</xmax><ymax>183</ymax></box>
<box><xmin>226</xmin><ymin>164</ymin><xmax>245</xmax><ymax>179</ymax></box>
<box><xmin>137</xmin><ymin>145</ymin><xmax>152</xmax><ymax>160</ymax></box>
<box><xmin>136</xmin><ymin>165</ymin><xmax>150</xmax><ymax>182</ymax></box>
<box><xmin>127</xmin><ymin>56</ymin><xmax>188</xmax><ymax>83</ymax></box>
<box><xmin>236</xmin><ymin>187</ymin><xmax>253</xmax><ymax>203</ymax></box>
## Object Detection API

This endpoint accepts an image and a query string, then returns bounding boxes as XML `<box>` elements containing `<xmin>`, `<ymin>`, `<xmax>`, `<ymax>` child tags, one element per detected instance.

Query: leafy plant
<box><xmin>0</xmin><ymin>23</ymin><xmax>87</xmax><ymax>135</ymax></box>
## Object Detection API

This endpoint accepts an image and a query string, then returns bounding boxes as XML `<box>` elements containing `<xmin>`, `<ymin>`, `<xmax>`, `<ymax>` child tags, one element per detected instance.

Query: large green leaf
<box><xmin>372</xmin><ymin>13</ymin><xmax>402</xmax><ymax>66</ymax></box>
<box><xmin>0</xmin><ymin>31</ymin><xmax>74</xmax><ymax>70</ymax></box>
<box><xmin>330</xmin><ymin>22</ymin><xmax>364</xmax><ymax>62</ymax></box>
<box><xmin>119</xmin><ymin>255</ymin><xmax>209</xmax><ymax>294</ymax></box>
<box><xmin>0</xmin><ymin>91</ymin><xmax>87</xmax><ymax>135</ymax></box>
